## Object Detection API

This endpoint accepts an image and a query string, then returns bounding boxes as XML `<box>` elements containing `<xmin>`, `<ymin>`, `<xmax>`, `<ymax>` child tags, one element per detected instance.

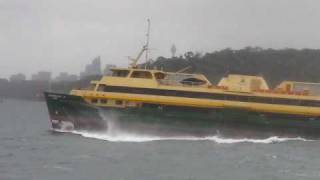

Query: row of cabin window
<box><xmin>101</xmin><ymin>85</ymin><xmax>320</xmax><ymax>107</ymax></box>
<box><xmin>112</xmin><ymin>70</ymin><xmax>165</xmax><ymax>80</ymax></box>
<box><xmin>91</xmin><ymin>99</ymin><xmax>123</xmax><ymax>105</ymax></box>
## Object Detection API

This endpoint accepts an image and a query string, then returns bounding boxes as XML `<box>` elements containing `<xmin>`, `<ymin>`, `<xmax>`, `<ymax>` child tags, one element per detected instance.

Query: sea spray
<box><xmin>54</xmin><ymin>109</ymin><xmax>314</xmax><ymax>143</ymax></box>
<box><xmin>98</xmin><ymin>109</ymin><xmax>126</xmax><ymax>136</ymax></box>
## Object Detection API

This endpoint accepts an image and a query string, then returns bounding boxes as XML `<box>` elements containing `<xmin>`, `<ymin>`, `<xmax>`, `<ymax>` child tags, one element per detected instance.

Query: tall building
<box><xmin>31</xmin><ymin>71</ymin><xmax>52</xmax><ymax>81</ymax></box>
<box><xmin>55</xmin><ymin>72</ymin><xmax>78</xmax><ymax>82</ymax></box>
<box><xmin>80</xmin><ymin>56</ymin><xmax>102</xmax><ymax>79</ymax></box>
<box><xmin>9</xmin><ymin>73</ymin><xmax>26</xmax><ymax>82</ymax></box>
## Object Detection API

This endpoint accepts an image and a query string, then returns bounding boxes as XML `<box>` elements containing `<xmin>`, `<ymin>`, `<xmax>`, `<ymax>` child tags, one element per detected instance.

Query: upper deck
<box><xmin>72</xmin><ymin>67</ymin><xmax>320</xmax><ymax>101</ymax></box>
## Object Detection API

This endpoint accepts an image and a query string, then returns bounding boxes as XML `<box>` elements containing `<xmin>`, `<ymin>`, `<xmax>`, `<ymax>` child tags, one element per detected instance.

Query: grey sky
<box><xmin>1</xmin><ymin>0</ymin><xmax>320</xmax><ymax>78</ymax></box>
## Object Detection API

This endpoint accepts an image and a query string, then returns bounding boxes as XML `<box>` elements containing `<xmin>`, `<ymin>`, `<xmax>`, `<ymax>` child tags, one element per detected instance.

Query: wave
<box><xmin>54</xmin><ymin>129</ymin><xmax>312</xmax><ymax>144</ymax></box>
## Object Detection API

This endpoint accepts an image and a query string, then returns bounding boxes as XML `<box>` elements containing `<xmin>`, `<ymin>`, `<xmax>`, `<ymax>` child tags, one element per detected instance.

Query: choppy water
<box><xmin>1</xmin><ymin>99</ymin><xmax>320</xmax><ymax>180</ymax></box>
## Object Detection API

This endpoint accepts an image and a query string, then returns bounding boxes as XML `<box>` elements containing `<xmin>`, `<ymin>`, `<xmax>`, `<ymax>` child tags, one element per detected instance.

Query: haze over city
<box><xmin>1</xmin><ymin>0</ymin><xmax>320</xmax><ymax>78</ymax></box>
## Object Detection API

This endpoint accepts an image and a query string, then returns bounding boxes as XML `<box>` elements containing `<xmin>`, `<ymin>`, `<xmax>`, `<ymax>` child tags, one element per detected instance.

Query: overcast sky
<box><xmin>1</xmin><ymin>0</ymin><xmax>320</xmax><ymax>78</ymax></box>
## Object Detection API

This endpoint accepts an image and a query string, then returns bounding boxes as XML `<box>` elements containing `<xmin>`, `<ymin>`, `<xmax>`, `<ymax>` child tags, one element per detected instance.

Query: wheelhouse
<box><xmin>105</xmin><ymin>68</ymin><xmax>211</xmax><ymax>87</ymax></box>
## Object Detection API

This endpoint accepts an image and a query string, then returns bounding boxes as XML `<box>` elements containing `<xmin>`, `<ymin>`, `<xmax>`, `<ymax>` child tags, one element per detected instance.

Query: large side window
<box><xmin>112</xmin><ymin>70</ymin><xmax>129</xmax><ymax>77</ymax></box>
<box><xmin>131</xmin><ymin>71</ymin><xmax>153</xmax><ymax>79</ymax></box>
<box><xmin>88</xmin><ymin>84</ymin><xmax>96</xmax><ymax>90</ymax></box>
<box><xmin>154</xmin><ymin>72</ymin><xmax>166</xmax><ymax>80</ymax></box>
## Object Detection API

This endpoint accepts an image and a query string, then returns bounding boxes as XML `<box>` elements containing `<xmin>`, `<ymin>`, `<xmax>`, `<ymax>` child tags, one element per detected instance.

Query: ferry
<box><xmin>44</xmin><ymin>22</ymin><xmax>320</xmax><ymax>138</ymax></box>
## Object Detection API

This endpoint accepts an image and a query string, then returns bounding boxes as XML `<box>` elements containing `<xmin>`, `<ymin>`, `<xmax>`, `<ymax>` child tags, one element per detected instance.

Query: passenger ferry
<box><xmin>44</xmin><ymin>22</ymin><xmax>320</xmax><ymax>138</ymax></box>
<box><xmin>44</xmin><ymin>65</ymin><xmax>320</xmax><ymax>136</ymax></box>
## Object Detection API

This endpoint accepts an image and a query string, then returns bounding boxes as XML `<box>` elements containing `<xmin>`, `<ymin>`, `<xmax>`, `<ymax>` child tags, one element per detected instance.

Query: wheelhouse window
<box><xmin>131</xmin><ymin>71</ymin><xmax>153</xmax><ymax>79</ymax></box>
<box><xmin>112</xmin><ymin>70</ymin><xmax>130</xmax><ymax>77</ymax></box>
<box><xmin>97</xmin><ymin>84</ymin><xmax>106</xmax><ymax>91</ymax></box>
<box><xmin>88</xmin><ymin>84</ymin><xmax>96</xmax><ymax>91</ymax></box>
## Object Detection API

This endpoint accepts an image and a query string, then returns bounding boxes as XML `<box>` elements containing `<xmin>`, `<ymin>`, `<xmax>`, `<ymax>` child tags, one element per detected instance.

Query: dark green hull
<box><xmin>44</xmin><ymin>92</ymin><xmax>320</xmax><ymax>138</ymax></box>
<box><xmin>44</xmin><ymin>92</ymin><xmax>107</xmax><ymax>131</ymax></box>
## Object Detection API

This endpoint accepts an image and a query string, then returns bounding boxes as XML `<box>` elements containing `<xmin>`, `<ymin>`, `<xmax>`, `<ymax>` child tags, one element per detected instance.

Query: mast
<box><xmin>129</xmin><ymin>19</ymin><xmax>151</xmax><ymax>68</ymax></box>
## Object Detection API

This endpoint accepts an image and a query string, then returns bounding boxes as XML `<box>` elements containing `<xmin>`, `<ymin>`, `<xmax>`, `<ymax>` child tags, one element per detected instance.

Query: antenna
<box><xmin>145</xmin><ymin>19</ymin><xmax>151</xmax><ymax>63</ymax></box>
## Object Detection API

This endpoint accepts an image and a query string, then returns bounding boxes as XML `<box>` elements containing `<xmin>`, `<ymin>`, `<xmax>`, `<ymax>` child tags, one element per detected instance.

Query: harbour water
<box><xmin>1</xmin><ymin>99</ymin><xmax>320</xmax><ymax>180</ymax></box>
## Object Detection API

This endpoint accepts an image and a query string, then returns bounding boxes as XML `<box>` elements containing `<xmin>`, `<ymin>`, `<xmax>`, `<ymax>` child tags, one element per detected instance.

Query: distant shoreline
<box><xmin>2</xmin><ymin>47</ymin><xmax>320</xmax><ymax>100</ymax></box>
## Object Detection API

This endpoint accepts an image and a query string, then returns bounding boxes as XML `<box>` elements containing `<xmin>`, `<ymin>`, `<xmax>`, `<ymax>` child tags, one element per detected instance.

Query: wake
<box><xmin>55</xmin><ymin>129</ymin><xmax>312</xmax><ymax>144</ymax></box>
<box><xmin>53</xmin><ymin>111</ymin><xmax>314</xmax><ymax>144</ymax></box>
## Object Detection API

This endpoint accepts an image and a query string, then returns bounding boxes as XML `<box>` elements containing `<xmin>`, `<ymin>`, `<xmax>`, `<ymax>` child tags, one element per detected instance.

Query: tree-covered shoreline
<box><xmin>150</xmin><ymin>47</ymin><xmax>320</xmax><ymax>87</ymax></box>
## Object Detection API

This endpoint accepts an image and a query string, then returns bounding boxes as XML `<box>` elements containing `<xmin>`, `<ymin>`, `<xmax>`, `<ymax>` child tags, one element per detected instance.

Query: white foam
<box><xmin>57</xmin><ymin>130</ymin><xmax>312</xmax><ymax>144</ymax></box>
<box><xmin>52</xmin><ymin>111</ymin><xmax>313</xmax><ymax>144</ymax></box>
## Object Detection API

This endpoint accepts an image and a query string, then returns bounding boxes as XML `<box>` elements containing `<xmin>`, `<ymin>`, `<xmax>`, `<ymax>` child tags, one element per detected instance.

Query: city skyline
<box><xmin>2</xmin><ymin>0</ymin><xmax>320</xmax><ymax>78</ymax></box>
<box><xmin>6</xmin><ymin>57</ymin><xmax>115</xmax><ymax>81</ymax></box>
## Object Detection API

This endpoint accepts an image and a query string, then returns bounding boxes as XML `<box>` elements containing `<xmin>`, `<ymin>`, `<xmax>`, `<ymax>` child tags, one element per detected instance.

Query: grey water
<box><xmin>1</xmin><ymin>99</ymin><xmax>320</xmax><ymax>180</ymax></box>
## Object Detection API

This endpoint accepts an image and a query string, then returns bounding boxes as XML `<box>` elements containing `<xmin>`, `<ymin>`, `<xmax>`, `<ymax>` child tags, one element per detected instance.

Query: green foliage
<box><xmin>149</xmin><ymin>47</ymin><xmax>320</xmax><ymax>87</ymax></box>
